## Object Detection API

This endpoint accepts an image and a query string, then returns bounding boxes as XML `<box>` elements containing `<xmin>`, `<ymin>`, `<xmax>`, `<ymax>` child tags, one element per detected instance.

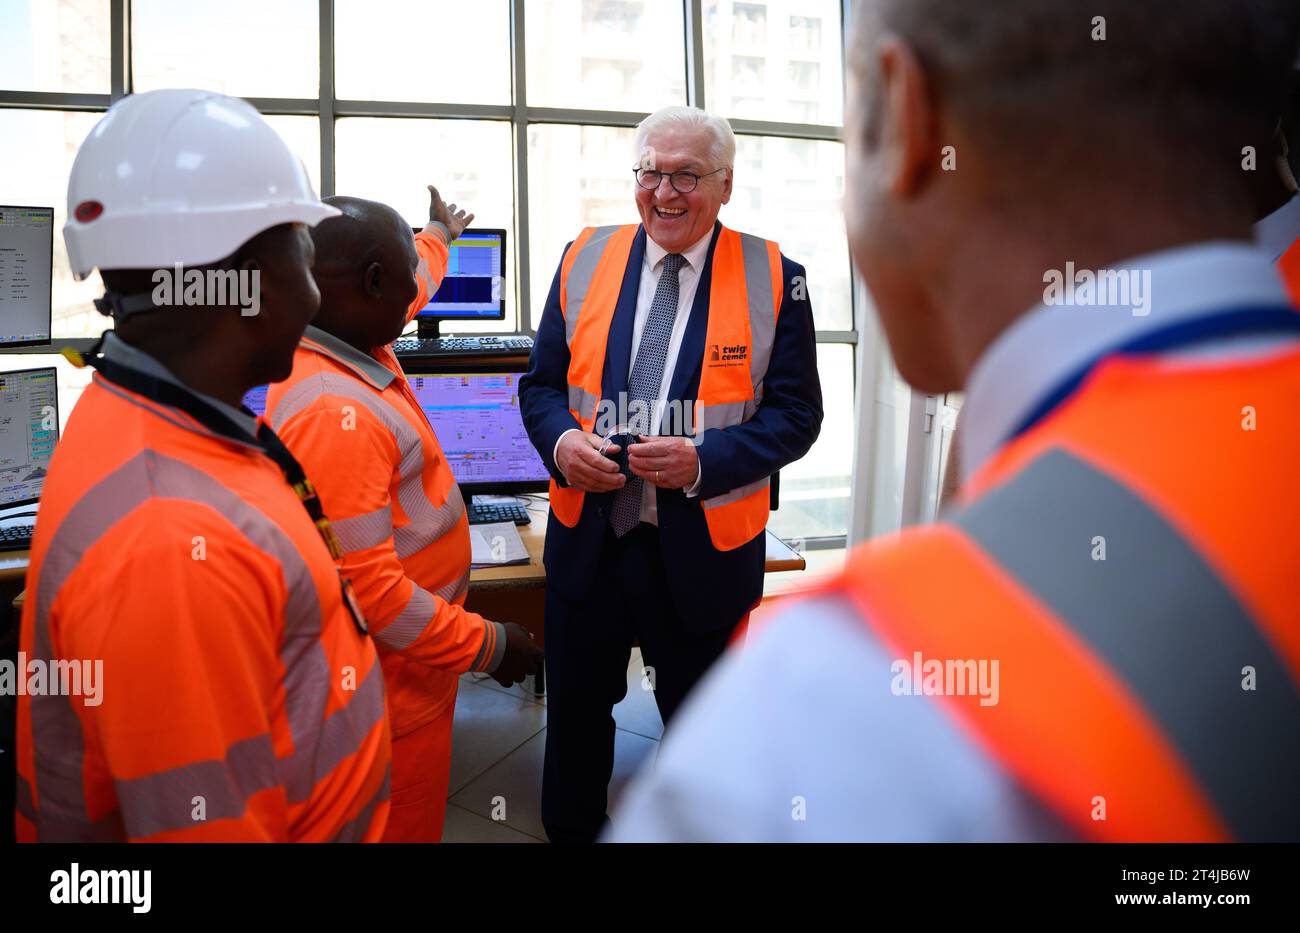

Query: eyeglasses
<box><xmin>633</xmin><ymin>166</ymin><xmax>729</xmax><ymax>194</ymax></box>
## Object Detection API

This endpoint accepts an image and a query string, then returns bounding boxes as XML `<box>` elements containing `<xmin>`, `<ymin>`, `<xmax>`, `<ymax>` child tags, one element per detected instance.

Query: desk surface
<box><xmin>470</xmin><ymin>504</ymin><xmax>805</xmax><ymax>590</ymax></box>
<box><xmin>4</xmin><ymin>505</ymin><xmax>807</xmax><ymax>602</ymax></box>
<box><xmin>0</xmin><ymin>550</ymin><xmax>30</xmax><ymax>584</ymax></box>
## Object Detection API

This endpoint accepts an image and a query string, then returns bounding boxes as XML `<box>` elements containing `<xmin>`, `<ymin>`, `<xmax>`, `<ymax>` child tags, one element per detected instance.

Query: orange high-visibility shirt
<box><xmin>267</xmin><ymin>229</ymin><xmax>505</xmax><ymax>739</ymax></box>
<box><xmin>16</xmin><ymin>334</ymin><xmax>391</xmax><ymax>842</ymax></box>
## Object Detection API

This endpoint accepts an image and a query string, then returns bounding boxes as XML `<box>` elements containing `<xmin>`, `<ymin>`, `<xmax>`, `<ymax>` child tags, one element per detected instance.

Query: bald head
<box><xmin>310</xmin><ymin>196</ymin><xmax>420</xmax><ymax>351</ymax></box>
<box><xmin>845</xmin><ymin>0</ymin><xmax>1300</xmax><ymax>394</ymax></box>
<box><xmin>853</xmin><ymin>0</ymin><xmax>1300</xmax><ymax>177</ymax></box>
<box><xmin>313</xmin><ymin>196</ymin><xmax>413</xmax><ymax>273</ymax></box>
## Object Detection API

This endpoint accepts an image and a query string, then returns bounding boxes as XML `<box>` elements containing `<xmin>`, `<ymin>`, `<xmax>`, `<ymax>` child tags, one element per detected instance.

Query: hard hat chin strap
<box><xmin>93</xmin><ymin>290</ymin><xmax>162</xmax><ymax>319</ymax></box>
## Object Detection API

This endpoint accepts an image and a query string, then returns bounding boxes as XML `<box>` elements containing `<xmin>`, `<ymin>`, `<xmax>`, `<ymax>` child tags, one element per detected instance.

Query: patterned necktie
<box><xmin>609</xmin><ymin>252</ymin><xmax>686</xmax><ymax>537</ymax></box>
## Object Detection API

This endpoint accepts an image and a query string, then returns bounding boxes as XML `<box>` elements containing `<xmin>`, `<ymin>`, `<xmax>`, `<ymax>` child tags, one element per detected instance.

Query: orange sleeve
<box><xmin>408</xmin><ymin>227</ymin><xmax>451</xmax><ymax>324</ymax></box>
<box><xmin>57</xmin><ymin>501</ymin><xmax>295</xmax><ymax>841</ymax></box>
<box><xmin>278</xmin><ymin>405</ymin><xmax>500</xmax><ymax>674</ymax></box>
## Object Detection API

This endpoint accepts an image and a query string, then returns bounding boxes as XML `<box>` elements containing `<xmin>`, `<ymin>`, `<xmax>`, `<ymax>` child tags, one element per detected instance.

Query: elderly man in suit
<box><xmin>520</xmin><ymin>105</ymin><xmax>823</xmax><ymax>843</ymax></box>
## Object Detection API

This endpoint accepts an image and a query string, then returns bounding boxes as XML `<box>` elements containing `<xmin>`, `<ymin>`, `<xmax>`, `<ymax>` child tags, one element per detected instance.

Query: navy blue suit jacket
<box><xmin>519</xmin><ymin>222</ymin><xmax>823</xmax><ymax>632</ymax></box>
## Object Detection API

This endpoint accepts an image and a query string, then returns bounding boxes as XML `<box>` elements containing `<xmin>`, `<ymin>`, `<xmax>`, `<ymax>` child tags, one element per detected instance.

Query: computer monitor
<box><xmin>406</xmin><ymin>368</ymin><xmax>549</xmax><ymax>497</ymax></box>
<box><xmin>0</xmin><ymin>206</ymin><xmax>54</xmax><ymax>348</ymax></box>
<box><xmin>409</xmin><ymin>227</ymin><xmax>506</xmax><ymax>338</ymax></box>
<box><xmin>241</xmin><ymin>371</ymin><xmax>548</xmax><ymax>496</ymax></box>
<box><xmin>0</xmin><ymin>367</ymin><xmax>59</xmax><ymax>507</ymax></box>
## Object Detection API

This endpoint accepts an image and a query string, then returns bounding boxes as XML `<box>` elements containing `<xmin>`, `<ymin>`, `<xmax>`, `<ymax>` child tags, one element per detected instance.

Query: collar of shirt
<box><xmin>643</xmin><ymin>226</ymin><xmax>715</xmax><ymax>277</ymax></box>
<box><xmin>961</xmin><ymin>240</ymin><xmax>1291</xmax><ymax>485</ymax></box>
<box><xmin>302</xmin><ymin>324</ymin><xmax>397</xmax><ymax>390</ymax></box>
<box><xmin>100</xmin><ymin>330</ymin><xmax>260</xmax><ymax>436</ymax></box>
<box><xmin>1252</xmin><ymin>194</ymin><xmax>1300</xmax><ymax>261</ymax></box>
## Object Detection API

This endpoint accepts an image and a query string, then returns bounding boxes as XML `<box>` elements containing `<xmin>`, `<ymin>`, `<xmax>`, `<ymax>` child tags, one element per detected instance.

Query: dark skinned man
<box><xmin>17</xmin><ymin>89</ymin><xmax>391</xmax><ymax>841</ymax></box>
<box><xmin>266</xmin><ymin>188</ymin><xmax>541</xmax><ymax>842</ymax></box>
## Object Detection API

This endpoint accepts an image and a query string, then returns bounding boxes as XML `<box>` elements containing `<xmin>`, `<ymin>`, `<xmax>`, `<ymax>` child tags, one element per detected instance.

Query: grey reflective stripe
<box><xmin>567</xmin><ymin>384</ymin><xmax>599</xmax><ymax>420</ymax></box>
<box><xmin>698</xmin><ymin>400</ymin><xmax>748</xmax><ymax>431</ymax></box>
<box><xmin>739</xmin><ymin>232</ymin><xmax>778</xmax><ymax>389</ymax></box>
<box><xmin>394</xmin><ymin>480</ymin><xmax>464</xmax><ymax>561</ymax></box>
<box><xmin>563</xmin><ymin>225</ymin><xmax>623</xmax><ymax>345</ymax></box>
<box><xmin>284</xmin><ymin>660</ymin><xmax>386</xmax><ymax>805</ymax></box>
<box><xmin>375</xmin><ymin>566</ymin><xmax>470</xmax><ymax>653</ymax></box>
<box><xmin>469</xmin><ymin>619</ymin><xmax>501</xmax><ymax>672</ymax></box>
<box><xmin>114</xmin><ymin>733</ymin><xmax>278</xmax><ymax>838</ymax></box>
<box><xmin>332</xmin><ymin>765</ymin><xmax>391</xmax><ymax>843</ymax></box>
<box><xmin>378</xmin><ymin>584</ymin><xmax>438</xmax><ymax>652</ymax></box>
<box><xmin>951</xmin><ymin>448</ymin><xmax>1300</xmax><ymax>842</ymax></box>
<box><xmin>331</xmin><ymin>503</ymin><xmax>394</xmax><ymax>554</ymax></box>
<box><xmin>702</xmin><ymin>476</ymin><xmax>768</xmax><ymax>510</ymax></box>
<box><xmin>30</xmin><ymin>450</ymin><xmax>332</xmax><ymax>836</ymax></box>
<box><xmin>269</xmin><ymin>372</ymin><xmax>465</xmax><ymax>562</ymax></box>
<box><xmin>697</xmin><ymin>233</ymin><xmax>779</xmax><ymax>508</ymax></box>
<box><xmin>434</xmin><ymin>567</ymin><xmax>471</xmax><ymax>605</ymax></box>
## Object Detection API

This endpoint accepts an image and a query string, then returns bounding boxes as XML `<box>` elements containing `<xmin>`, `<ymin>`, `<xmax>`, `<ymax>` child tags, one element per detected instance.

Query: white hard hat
<box><xmin>65</xmin><ymin>88</ymin><xmax>338</xmax><ymax>281</ymax></box>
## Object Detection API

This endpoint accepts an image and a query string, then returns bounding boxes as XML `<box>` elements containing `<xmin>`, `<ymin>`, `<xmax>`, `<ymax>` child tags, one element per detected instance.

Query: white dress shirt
<box><xmin>555</xmin><ymin>229</ymin><xmax>711</xmax><ymax>526</ymax></box>
<box><xmin>606</xmin><ymin>240</ymin><xmax>1296</xmax><ymax>842</ymax></box>
<box><xmin>1253</xmin><ymin>194</ymin><xmax>1300</xmax><ymax>261</ymax></box>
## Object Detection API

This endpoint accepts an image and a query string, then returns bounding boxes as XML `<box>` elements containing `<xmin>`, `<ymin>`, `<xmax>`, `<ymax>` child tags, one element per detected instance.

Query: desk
<box><xmin>465</xmin><ymin>503</ymin><xmax>805</xmax><ymax>692</ymax></box>
<box><xmin>2</xmin><ymin>552</ymin><xmax>30</xmax><ymax>628</ymax></box>
<box><xmin>5</xmin><ymin>506</ymin><xmax>807</xmax><ymax>690</ymax></box>
<box><xmin>471</xmin><ymin>501</ymin><xmax>804</xmax><ymax>590</ymax></box>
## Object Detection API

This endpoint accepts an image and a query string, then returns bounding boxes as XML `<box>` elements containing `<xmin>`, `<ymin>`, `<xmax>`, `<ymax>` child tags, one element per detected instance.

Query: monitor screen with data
<box><xmin>0</xmin><ymin>367</ymin><xmax>59</xmax><ymax>506</ymax></box>
<box><xmin>406</xmin><ymin>370</ymin><xmax>548</xmax><ymax>494</ymax></box>
<box><xmin>411</xmin><ymin>228</ymin><xmax>506</xmax><ymax>322</ymax></box>
<box><xmin>0</xmin><ymin>206</ymin><xmax>54</xmax><ymax>348</ymax></box>
<box><xmin>242</xmin><ymin>371</ymin><xmax>547</xmax><ymax>495</ymax></box>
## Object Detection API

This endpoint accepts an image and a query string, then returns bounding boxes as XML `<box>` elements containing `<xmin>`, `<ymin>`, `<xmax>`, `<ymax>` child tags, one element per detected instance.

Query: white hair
<box><xmin>634</xmin><ymin>106</ymin><xmax>736</xmax><ymax>170</ymax></box>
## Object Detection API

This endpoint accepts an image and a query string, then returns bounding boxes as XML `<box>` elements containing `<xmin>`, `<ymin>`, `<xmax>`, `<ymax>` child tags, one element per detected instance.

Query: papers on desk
<box><xmin>470</xmin><ymin>522</ymin><xmax>530</xmax><ymax>567</ymax></box>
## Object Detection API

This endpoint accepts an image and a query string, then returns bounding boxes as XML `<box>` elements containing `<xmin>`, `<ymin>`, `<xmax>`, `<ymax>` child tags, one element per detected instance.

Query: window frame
<box><xmin>0</xmin><ymin>0</ymin><xmax>856</xmax><ymax>550</ymax></box>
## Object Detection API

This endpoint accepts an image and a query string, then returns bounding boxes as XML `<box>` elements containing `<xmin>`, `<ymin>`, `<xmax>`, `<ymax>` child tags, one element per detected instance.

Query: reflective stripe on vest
<box><xmin>28</xmin><ymin>450</ymin><xmax>387</xmax><ymax>840</ymax></box>
<box><xmin>268</xmin><ymin>372</ymin><xmax>467</xmax><ymax>561</ymax></box>
<box><xmin>331</xmin><ymin>764</ymin><xmax>391</xmax><ymax>843</ymax></box>
<box><xmin>553</xmin><ymin>223</ymin><xmax>782</xmax><ymax>551</ymax></box>
<box><xmin>824</xmin><ymin>349</ymin><xmax>1300</xmax><ymax>842</ymax></box>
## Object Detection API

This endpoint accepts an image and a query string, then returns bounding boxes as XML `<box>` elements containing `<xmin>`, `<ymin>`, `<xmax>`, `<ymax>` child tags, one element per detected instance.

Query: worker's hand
<box><xmin>426</xmin><ymin>185</ymin><xmax>474</xmax><ymax>240</ymax></box>
<box><xmin>556</xmin><ymin>431</ymin><xmax>626</xmax><ymax>493</ymax></box>
<box><xmin>628</xmin><ymin>435</ymin><xmax>699</xmax><ymax>489</ymax></box>
<box><xmin>491</xmin><ymin>622</ymin><xmax>543</xmax><ymax>687</ymax></box>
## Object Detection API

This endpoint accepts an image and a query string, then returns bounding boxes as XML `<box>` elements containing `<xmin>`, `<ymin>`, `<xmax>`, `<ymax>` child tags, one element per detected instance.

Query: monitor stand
<box><xmin>416</xmin><ymin>317</ymin><xmax>443</xmax><ymax>339</ymax></box>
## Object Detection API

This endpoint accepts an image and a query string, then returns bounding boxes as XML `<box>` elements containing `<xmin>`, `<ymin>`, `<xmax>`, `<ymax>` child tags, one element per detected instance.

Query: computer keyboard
<box><xmin>0</xmin><ymin>523</ymin><xmax>34</xmax><ymax>552</ymax></box>
<box><xmin>393</xmin><ymin>335</ymin><xmax>534</xmax><ymax>359</ymax></box>
<box><xmin>466</xmin><ymin>501</ymin><xmax>531</xmax><ymax>526</ymax></box>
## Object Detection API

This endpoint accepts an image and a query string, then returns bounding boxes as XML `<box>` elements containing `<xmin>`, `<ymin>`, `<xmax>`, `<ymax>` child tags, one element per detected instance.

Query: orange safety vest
<box><xmin>265</xmin><ymin>230</ymin><xmax>502</xmax><ymax>739</ymax></box>
<box><xmin>554</xmin><ymin>223</ymin><xmax>783</xmax><ymax>551</ymax></box>
<box><xmin>819</xmin><ymin>339</ymin><xmax>1300</xmax><ymax>842</ymax></box>
<box><xmin>1279</xmin><ymin>237</ymin><xmax>1300</xmax><ymax>306</ymax></box>
<box><xmin>16</xmin><ymin>351</ymin><xmax>390</xmax><ymax>841</ymax></box>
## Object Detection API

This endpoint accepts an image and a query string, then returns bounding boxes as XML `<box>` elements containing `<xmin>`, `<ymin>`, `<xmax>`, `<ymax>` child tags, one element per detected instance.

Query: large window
<box><xmin>0</xmin><ymin>0</ymin><xmax>855</xmax><ymax>547</ymax></box>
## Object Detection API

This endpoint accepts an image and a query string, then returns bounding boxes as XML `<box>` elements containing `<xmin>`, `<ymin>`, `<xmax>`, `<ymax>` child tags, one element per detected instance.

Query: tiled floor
<box><xmin>442</xmin><ymin>648</ymin><xmax>663</xmax><ymax>843</ymax></box>
<box><xmin>441</xmin><ymin>554</ymin><xmax>845</xmax><ymax>843</ymax></box>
